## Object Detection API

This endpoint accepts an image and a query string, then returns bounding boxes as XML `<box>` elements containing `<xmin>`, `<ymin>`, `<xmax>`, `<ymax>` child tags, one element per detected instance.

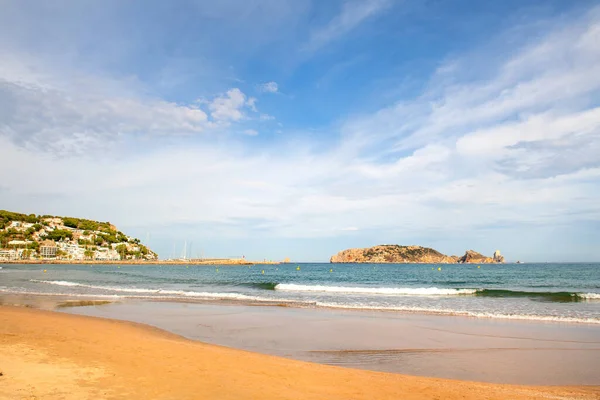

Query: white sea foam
<box><xmin>34</xmin><ymin>280</ymin><xmax>81</xmax><ymax>287</ymax></box>
<box><xmin>313</xmin><ymin>302</ymin><xmax>600</xmax><ymax>324</ymax></box>
<box><xmin>275</xmin><ymin>283</ymin><xmax>478</xmax><ymax>296</ymax></box>
<box><xmin>579</xmin><ymin>292</ymin><xmax>600</xmax><ymax>299</ymax></box>
<box><xmin>32</xmin><ymin>280</ymin><xmax>159</xmax><ymax>293</ymax></box>
<box><xmin>28</xmin><ymin>280</ymin><xmax>289</xmax><ymax>303</ymax></box>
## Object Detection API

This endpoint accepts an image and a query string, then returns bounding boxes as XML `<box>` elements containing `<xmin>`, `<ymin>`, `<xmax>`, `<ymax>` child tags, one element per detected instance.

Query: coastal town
<box><xmin>0</xmin><ymin>210</ymin><xmax>157</xmax><ymax>262</ymax></box>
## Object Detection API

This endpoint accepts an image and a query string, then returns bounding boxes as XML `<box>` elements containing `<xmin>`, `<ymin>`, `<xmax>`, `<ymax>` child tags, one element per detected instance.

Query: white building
<box><xmin>95</xmin><ymin>247</ymin><xmax>120</xmax><ymax>261</ymax></box>
<box><xmin>40</xmin><ymin>240</ymin><xmax>57</xmax><ymax>258</ymax></box>
<box><xmin>7</xmin><ymin>221</ymin><xmax>34</xmax><ymax>231</ymax></box>
<box><xmin>0</xmin><ymin>249</ymin><xmax>18</xmax><ymax>260</ymax></box>
<box><xmin>57</xmin><ymin>242</ymin><xmax>86</xmax><ymax>260</ymax></box>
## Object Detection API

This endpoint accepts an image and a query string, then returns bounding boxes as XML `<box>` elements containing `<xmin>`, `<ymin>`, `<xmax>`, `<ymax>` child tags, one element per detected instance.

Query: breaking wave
<box><xmin>275</xmin><ymin>284</ymin><xmax>477</xmax><ymax>295</ymax></box>
<box><xmin>274</xmin><ymin>284</ymin><xmax>600</xmax><ymax>301</ymax></box>
<box><xmin>29</xmin><ymin>280</ymin><xmax>275</xmax><ymax>302</ymax></box>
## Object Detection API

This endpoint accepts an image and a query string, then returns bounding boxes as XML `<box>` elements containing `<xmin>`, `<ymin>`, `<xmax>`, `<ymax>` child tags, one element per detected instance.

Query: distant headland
<box><xmin>330</xmin><ymin>245</ymin><xmax>505</xmax><ymax>264</ymax></box>
<box><xmin>0</xmin><ymin>209</ymin><xmax>158</xmax><ymax>262</ymax></box>
<box><xmin>0</xmin><ymin>210</ymin><xmax>278</xmax><ymax>265</ymax></box>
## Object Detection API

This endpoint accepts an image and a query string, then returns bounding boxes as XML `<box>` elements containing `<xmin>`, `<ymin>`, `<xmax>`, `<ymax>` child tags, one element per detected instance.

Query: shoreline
<box><xmin>2</xmin><ymin>287</ymin><xmax>598</xmax><ymax>325</ymax></box>
<box><xmin>0</xmin><ymin>259</ymin><xmax>280</xmax><ymax>265</ymax></box>
<box><xmin>1</xmin><ymin>305</ymin><xmax>599</xmax><ymax>399</ymax></box>
<box><xmin>4</xmin><ymin>292</ymin><xmax>600</xmax><ymax>326</ymax></box>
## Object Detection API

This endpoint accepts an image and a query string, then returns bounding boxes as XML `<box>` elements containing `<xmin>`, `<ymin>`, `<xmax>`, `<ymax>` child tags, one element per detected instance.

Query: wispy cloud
<box><xmin>208</xmin><ymin>88</ymin><xmax>257</xmax><ymax>122</ymax></box>
<box><xmin>257</xmin><ymin>81</ymin><xmax>279</xmax><ymax>93</ymax></box>
<box><xmin>0</xmin><ymin>57</ymin><xmax>209</xmax><ymax>155</ymax></box>
<box><xmin>303</xmin><ymin>0</ymin><xmax>391</xmax><ymax>52</ymax></box>
<box><xmin>341</xmin><ymin>7</ymin><xmax>600</xmax><ymax>168</ymax></box>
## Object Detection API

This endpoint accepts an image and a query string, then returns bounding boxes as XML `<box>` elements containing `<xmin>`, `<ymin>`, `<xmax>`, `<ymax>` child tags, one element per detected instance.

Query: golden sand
<box><xmin>1</xmin><ymin>306</ymin><xmax>598</xmax><ymax>400</ymax></box>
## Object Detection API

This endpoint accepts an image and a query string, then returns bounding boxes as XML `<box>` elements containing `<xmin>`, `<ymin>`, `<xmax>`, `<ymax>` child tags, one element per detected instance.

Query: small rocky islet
<box><xmin>330</xmin><ymin>245</ymin><xmax>505</xmax><ymax>264</ymax></box>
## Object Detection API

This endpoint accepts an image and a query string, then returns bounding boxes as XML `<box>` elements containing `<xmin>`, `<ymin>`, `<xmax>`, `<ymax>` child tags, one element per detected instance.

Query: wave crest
<box><xmin>29</xmin><ymin>280</ymin><xmax>291</xmax><ymax>303</ymax></box>
<box><xmin>579</xmin><ymin>292</ymin><xmax>600</xmax><ymax>299</ymax></box>
<box><xmin>275</xmin><ymin>284</ymin><xmax>477</xmax><ymax>296</ymax></box>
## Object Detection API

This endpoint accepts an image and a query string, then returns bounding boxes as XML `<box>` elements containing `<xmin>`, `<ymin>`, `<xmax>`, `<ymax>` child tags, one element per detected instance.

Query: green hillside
<box><xmin>0</xmin><ymin>210</ymin><xmax>157</xmax><ymax>261</ymax></box>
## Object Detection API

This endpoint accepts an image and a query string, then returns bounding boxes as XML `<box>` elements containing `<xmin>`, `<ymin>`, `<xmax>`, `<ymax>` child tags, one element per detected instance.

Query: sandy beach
<box><xmin>1</xmin><ymin>305</ymin><xmax>599</xmax><ymax>400</ymax></box>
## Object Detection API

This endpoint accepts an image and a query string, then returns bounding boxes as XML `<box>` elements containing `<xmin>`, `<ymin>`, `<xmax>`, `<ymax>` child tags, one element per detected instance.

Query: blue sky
<box><xmin>1</xmin><ymin>0</ymin><xmax>600</xmax><ymax>261</ymax></box>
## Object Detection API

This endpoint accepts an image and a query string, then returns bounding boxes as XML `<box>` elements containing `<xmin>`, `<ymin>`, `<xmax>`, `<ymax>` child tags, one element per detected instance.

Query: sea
<box><xmin>1</xmin><ymin>263</ymin><xmax>599</xmax><ymax>324</ymax></box>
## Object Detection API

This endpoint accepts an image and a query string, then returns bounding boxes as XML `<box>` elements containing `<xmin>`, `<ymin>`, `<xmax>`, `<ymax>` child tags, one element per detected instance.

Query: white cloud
<box><xmin>208</xmin><ymin>88</ymin><xmax>255</xmax><ymax>122</ymax></box>
<box><xmin>456</xmin><ymin>108</ymin><xmax>600</xmax><ymax>157</ymax></box>
<box><xmin>243</xmin><ymin>129</ymin><xmax>259</xmax><ymax>136</ymax></box>
<box><xmin>247</xmin><ymin>97</ymin><xmax>258</xmax><ymax>112</ymax></box>
<box><xmin>258</xmin><ymin>81</ymin><xmax>279</xmax><ymax>93</ymax></box>
<box><xmin>304</xmin><ymin>0</ymin><xmax>391</xmax><ymax>52</ymax></box>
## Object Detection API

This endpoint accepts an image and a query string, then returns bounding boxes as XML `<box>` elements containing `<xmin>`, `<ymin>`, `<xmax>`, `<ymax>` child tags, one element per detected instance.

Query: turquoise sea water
<box><xmin>1</xmin><ymin>263</ymin><xmax>599</xmax><ymax>323</ymax></box>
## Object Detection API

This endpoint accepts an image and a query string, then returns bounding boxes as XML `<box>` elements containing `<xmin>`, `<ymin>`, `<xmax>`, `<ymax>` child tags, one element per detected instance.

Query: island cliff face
<box><xmin>330</xmin><ymin>245</ymin><xmax>505</xmax><ymax>264</ymax></box>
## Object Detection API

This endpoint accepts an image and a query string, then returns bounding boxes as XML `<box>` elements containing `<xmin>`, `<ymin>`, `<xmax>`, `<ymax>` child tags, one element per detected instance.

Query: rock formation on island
<box><xmin>455</xmin><ymin>250</ymin><xmax>505</xmax><ymax>264</ymax></box>
<box><xmin>330</xmin><ymin>245</ymin><xmax>505</xmax><ymax>264</ymax></box>
<box><xmin>493</xmin><ymin>250</ymin><xmax>505</xmax><ymax>263</ymax></box>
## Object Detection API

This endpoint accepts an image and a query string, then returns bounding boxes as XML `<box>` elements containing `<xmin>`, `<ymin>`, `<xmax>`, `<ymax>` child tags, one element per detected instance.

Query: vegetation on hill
<box><xmin>0</xmin><ymin>210</ymin><xmax>40</xmax><ymax>226</ymax></box>
<box><xmin>364</xmin><ymin>245</ymin><xmax>446</xmax><ymax>262</ymax></box>
<box><xmin>62</xmin><ymin>217</ymin><xmax>113</xmax><ymax>232</ymax></box>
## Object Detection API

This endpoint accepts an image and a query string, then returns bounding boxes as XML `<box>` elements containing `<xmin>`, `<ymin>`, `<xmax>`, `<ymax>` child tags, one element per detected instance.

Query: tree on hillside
<box><xmin>63</xmin><ymin>218</ymin><xmax>79</xmax><ymax>228</ymax></box>
<box><xmin>116</xmin><ymin>244</ymin><xmax>128</xmax><ymax>259</ymax></box>
<box><xmin>0</xmin><ymin>232</ymin><xmax>8</xmax><ymax>247</ymax></box>
<box><xmin>79</xmin><ymin>220</ymin><xmax>99</xmax><ymax>231</ymax></box>
<box><xmin>84</xmin><ymin>248</ymin><xmax>95</xmax><ymax>260</ymax></box>
<box><xmin>45</xmin><ymin>229</ymin><xmax>73</xmax><ymax>241</ymax></box>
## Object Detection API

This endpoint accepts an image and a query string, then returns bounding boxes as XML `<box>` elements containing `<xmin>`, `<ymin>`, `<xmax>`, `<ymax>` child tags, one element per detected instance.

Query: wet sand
<box><xmin>59</xmin><ymin>300</ymin><xmax>600</xmax><ymax>385</ymax></box>
<box><xmin>1</xmin><ymin>305</ymin><xmax>599</xmax><ymax>400</ymax></box>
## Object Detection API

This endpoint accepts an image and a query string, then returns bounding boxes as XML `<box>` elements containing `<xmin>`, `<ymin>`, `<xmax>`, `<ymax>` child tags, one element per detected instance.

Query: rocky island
<box><xmin>330</xmin><ymin>245</ymin><xmax>505</xmax><ymax>264</ymax></box>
